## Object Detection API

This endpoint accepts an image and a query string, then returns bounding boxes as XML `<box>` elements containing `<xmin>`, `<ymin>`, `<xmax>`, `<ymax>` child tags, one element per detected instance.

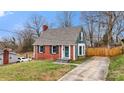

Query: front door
<box><xmin>62</xmin><ymin>45</ymin><xmax>70</xmax><ymax>59</ymax></box>
<box><xmin>64</xmin><ymin>46</ymin><xmax>69</xmax><ymax>58</ymax></box>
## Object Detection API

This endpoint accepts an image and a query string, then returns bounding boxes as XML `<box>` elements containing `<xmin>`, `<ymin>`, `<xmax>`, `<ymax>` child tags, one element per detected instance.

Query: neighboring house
<box><xmin>0</xmin><ymin>48</ymin><xmax>18</xmax><ymax>65</ymax></box>
<box><xmin>0</xmin><ymin>49</ymin><xmax>3</xmax><ymax>64</ymax></box>
<box><xmin>9</xmin><ymin>52</ymin><xmax>18</xmax><ymax>64</ymax></box>
<box><xmin>33</xmin><ymin>26</ymin><xmax>86</xmax><ymax>60</ymax></box>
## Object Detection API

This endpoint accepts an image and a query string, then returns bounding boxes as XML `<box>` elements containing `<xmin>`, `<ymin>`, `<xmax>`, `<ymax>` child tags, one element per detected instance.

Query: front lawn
<box><xmin>106</xmin><ymin>55</ymin><xmax>124</xmax><ymax>81</ymax></box>
<box><xmin>0</xmin><ymin>60</ymin><xmax>75</xmax><ymax>80</ymax></box>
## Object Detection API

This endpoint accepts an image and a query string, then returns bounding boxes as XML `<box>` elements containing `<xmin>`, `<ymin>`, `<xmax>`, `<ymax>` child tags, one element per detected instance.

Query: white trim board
<box><xmin>73</xmin><ymin>45</ymin><xmax>75</xmax><ymax>60</ymax></box>
<box><xmin>61</xmin><ymin>45</ymin><xmax>70</xmax><ymax>60</ymax></box>
<box><xmin>78</xmin><ymin>43</ymin><xmax>85</xmax><ymax>56</ymax></box>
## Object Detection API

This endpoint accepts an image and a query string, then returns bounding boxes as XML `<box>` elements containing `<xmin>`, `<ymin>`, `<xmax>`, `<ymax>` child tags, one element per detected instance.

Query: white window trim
<box><xmin>78</xmin><ymin>44</ymin><xmax>85</xmax><ymax>56</ymax></box>
<box><xmin>39</xmin><ymin>46</ymin><xmax>44</xmax><ymax>53</ymax></box>
<box><xmin>52</xmin><ymin>46</ymin><xmax>57</xmax><ymax>54</ymax></box>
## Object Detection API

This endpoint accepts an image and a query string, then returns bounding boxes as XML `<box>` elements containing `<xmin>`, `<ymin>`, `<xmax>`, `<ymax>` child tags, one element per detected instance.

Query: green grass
<box><xmin>70</xmin><ymin>57</ymin><xmax>90</xmax><ymax>64</ymax></box>
<box><xmin>106</xmin><ymin>55</ymin><xmax>124</xmax><ymax>81</ymax></box>
<box><xmin>0</xmin><ymin>60</ymin><xmax>75</xmax><ymax>81</ymax></box>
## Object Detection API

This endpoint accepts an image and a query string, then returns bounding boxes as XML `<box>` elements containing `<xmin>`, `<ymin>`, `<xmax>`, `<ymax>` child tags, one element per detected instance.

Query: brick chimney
<box><xmin>3</xmin><ymin>49</ymin><xmax>9</xmax><ymax>64</ymax></box>
<box><xmin>42</xmin><ymin>25</ymin><xmax>48</xmax><ymax>31</ymax></box>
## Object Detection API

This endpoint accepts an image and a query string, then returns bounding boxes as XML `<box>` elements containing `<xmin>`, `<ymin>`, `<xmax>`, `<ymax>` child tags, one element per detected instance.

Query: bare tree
<box><xmin>1</xmin><ymin>36</ymin><xmax>18</xmax><ymax>51</ymax></box>
<box><xmin>101</xmin><ymin>11</ymin><xmax>124</xmax><ymax>47</ymax></box>
<box><xmin>80</xmin><ymin>12</ymin><xmax>98</xmax><ymax>47</ymax></box>
<box><xmin>26</xmin><ymin>15</ymin><xmax>47</xmax><ymax>37</ymax></box>
<box><xmin>16</xmin><ymin>28</ymin><xmax>35</xmax><ymax>52</ymax></box>
<box><xmin>87</xmin><ymin>16</ymin><xmax>95</xmax><ymax>47</ymax></box>
<box><xmin>16</xmin><ymin>31</ymin><xmax>23</xmax><ymax>52</ymax></box>
<box><xmin>57</xmin><ymin>11</ymin><xmax>74</xmax><ymax>28</ymax></box>
<box><xmin>113</xmin><ymin>16</ymin><xmax>124</xmax><ymax>43</ymax></box>
<box><xmin>80</xmin><ymin>11</ymin><xmax>124</xmax><ymax>47</ymax></box>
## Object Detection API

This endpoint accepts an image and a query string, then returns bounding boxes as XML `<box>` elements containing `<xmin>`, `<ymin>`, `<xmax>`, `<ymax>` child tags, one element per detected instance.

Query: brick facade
<box><xmin>34</xmin><ymin>45</ymin><xmax>75</xmax><ymax>60</ymax></box>
<box><xmin>35</xmin><ymin>45</ymin><xmax>60</xmax><ymax>60</ymax></box>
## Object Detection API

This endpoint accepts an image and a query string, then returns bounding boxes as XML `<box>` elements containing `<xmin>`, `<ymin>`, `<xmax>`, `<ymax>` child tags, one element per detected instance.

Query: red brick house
<box><xmin>33</xmin><ymin>26</ymin><xmax>86</xmax><ymax>60</ymax></box>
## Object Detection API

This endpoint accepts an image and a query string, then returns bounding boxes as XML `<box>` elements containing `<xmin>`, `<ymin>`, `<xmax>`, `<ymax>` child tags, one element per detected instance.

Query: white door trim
<box><xmin>73</xmin><ymin>45</ymin><xmax>75</xmax><ymax>60</ymax></box>
<box><xmin>61</xmin><ymin>45</ymin><xmax>70</xmax><ymax>59</ymax></box>
<box><xmin>69</xmin><ymin>45</ymin><xmax>70</xmax><ymax>59</ymax></box>
<box><xmin>61</xmin><ymin>45</ymin><xmax>63</xmax><ymax>59</ymax></box>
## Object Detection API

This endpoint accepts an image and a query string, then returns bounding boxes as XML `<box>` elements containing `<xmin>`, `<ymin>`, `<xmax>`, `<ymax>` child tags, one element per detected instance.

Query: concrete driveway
<box><xmin>58</xmin><ymin>57</ymin><xmax>110</xmax><ymax>81</ymax></box>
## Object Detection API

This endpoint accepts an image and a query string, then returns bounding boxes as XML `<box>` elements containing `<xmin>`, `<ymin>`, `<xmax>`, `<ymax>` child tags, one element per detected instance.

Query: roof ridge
<box><xmin>45</xmin><ymin>26</ymin><xmax>82</xmax><ymax>31</ymax></box>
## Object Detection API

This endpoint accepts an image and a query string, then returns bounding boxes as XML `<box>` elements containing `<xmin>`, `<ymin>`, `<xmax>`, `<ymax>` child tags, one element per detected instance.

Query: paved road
<box><xmin>58</xmin><ymin>57</ymin><xmax>110</xmax><ymax>81</ymax></box>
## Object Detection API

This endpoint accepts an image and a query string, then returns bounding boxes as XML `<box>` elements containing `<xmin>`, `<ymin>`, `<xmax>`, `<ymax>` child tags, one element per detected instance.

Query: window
<box><xmin>78</xmin><ymin>44</ymin><xmax>85</xmax><ymax>56</ymax></box>
<box><xmin>52</xmin><ymin>46</ymin><xmax>58</xmax><ymax>54</ymax></box>
<box><xmin>79</xmin><ymin>46</ymin><xmax>82</xmax><ymax>55</ymax></box>
<box><xmin>39</xmin><ymin>46</ymin><xmax>44</xmax><ymax>53</ymax></box>
<box><xmin>18</xmin><ymin>58</ymin><xmax>21</xmax><ymax>60</ymax></box>
<box><xmin>80</xmin><ymin>32</ymin><xmax>83</xmax><ymax>41</ymax></box>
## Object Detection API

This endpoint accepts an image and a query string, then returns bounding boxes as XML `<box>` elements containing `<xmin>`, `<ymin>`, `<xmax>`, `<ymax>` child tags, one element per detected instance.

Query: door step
<box><xmin>56</xmin><ymin>59</ymin><xmax>70</xmax><ymax>63</ymax></box>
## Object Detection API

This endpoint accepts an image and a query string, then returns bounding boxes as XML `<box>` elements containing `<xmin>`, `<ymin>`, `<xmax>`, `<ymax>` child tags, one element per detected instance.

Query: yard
<box><xmin>70</xmin><ymin>57</ymin><xmax>90</xmax><ymax>64</ymax></box>
<box><xmin>106</xmin><ymin>55</ymin><xmax>124</xmax><ymax>80</ymax></box>
<box><xmin>0</xmin><ymin>60</ymin><xmax>75</xmax><ymax>80</ymax></box>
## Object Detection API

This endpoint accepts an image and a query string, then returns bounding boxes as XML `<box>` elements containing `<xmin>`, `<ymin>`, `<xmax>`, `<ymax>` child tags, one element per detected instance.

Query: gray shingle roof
<box><xmin>33</xmin><ymin>27</ymin><xmax>82</xmax><ymax>45</ymax></box>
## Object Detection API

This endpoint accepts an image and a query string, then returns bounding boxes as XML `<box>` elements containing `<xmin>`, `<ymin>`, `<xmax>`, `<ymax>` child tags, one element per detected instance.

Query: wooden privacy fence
<box><xmin>86</xmin><ymin>46</ymin><xmax>123</xmax><ymax>57</ymax></box>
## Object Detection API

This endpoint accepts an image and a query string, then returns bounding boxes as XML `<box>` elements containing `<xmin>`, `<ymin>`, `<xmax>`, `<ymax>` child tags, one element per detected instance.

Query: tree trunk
<box><xmin>107</xmin><ymin>12</ymin><xmax>113</xmax><ymax>48</ymax></box>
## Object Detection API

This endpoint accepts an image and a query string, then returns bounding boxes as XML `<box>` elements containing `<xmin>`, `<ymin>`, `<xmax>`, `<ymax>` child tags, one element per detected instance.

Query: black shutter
<box><xmin>37</xmin><ymin>45</ymin><xmax>39</xmax><ymax>53</ymax></box>
<box><xmin>43</xmin><ymin>46</ymin><xmax>45</xmax><ymax>53</ymax></box>
<box><xmin>56</xmin><ymin>46</ymin><xmax>59</xmax><ymax>54</ymax></box>
<box><xmin>50</xmin><ymin>45</ymin><xmax>52</xmax><ymax>54</ymax></box>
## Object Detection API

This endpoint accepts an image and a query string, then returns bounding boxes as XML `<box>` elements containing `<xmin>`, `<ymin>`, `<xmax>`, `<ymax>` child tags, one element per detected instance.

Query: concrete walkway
<box><xmin>58</xmin><ymin>57</ymin><xmax>110</xmax><ymax>81</ymax></box>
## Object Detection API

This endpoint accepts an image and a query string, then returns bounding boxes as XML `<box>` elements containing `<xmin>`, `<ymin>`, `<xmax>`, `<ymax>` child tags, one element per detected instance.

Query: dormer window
<box><xmin>80</xmin><ymin>32</ymin><xmax>83</xmax><ymax>41</ymax></box>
